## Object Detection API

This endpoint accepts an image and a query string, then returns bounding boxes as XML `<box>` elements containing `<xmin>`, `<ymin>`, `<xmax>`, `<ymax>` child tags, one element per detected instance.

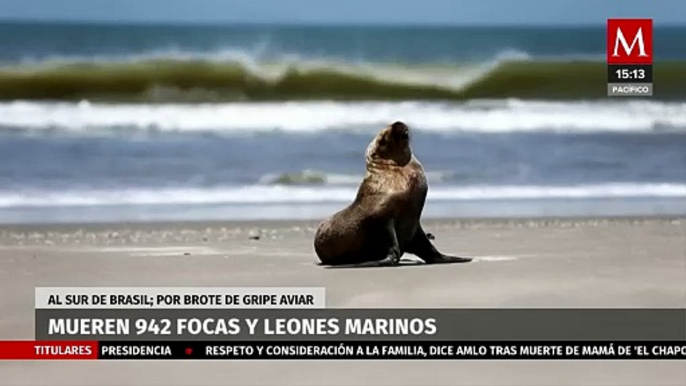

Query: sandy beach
<box><xmin>0</xmin><ymin>216</ymin><xmax>684</xmax><ymax>385</ymax></box>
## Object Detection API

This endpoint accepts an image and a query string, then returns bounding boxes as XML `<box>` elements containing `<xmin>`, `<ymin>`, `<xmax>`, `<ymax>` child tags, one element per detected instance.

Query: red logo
<box><xmin>607</xmin><ymin>19</ymin><xmax>653</xmax><ymax>64</ymax></box>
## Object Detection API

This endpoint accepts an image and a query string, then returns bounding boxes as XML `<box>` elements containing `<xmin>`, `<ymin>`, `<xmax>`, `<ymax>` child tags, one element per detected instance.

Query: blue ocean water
<box><xmin>1</xmin><ymin>23</ymin><xmax>685</xmax><ymax>63</ymax></box>
<box><xmin>0</xmin><ymin>22</ymin><xmax>684</xmax><ymax>224</ymax></box>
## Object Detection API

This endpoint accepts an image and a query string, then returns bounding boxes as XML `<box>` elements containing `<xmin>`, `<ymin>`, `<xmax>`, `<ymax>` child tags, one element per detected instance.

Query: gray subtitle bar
<box><xmin>607</xmin><ymin>83</ymin><xmax>653</xmax><ymax>96</ymax></box>
<box><xmin>36</xmin><ymin>309</ymin><xmax>685</xmax><ymax>341</ymax></box>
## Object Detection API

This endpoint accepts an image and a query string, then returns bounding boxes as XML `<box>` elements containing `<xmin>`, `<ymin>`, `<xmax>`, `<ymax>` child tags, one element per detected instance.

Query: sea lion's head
<box><xmin>365</xmin><ymin>121</ymin><xmax>412</xmax><ymax>167</ymax></box>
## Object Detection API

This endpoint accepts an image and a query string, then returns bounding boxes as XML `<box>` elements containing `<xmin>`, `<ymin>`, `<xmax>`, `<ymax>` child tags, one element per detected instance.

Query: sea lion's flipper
<box><xmin>322</xmin><ymin>219</ymin><xmax>401</xmax><ymax>268</ymax></box>
<box><xmin>428</xmin><ymin>255</ymin><xmax>472</xmax><ymax>264</ymax></box>
<box><xmin>322</xmin><ymin>252</ymin><xmax>401</xmax><ymax>269</ymax></box>
<box><xmin>362</xmin><ymin>219</ymin><xmax>402</xmax><ymax>267</ymax></box>
<box><xmin>330</xmin><ymin>253</ymin><xmax>399</xmax><ymax>269</ymax></box>
<box><xmin>405</xmin><ymin>225</ymin><xmax>472</xmax><ymax>264</ymax></box>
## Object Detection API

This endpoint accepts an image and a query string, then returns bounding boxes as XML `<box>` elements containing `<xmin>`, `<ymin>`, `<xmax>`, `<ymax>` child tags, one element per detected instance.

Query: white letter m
<box><xmin>613</xmin><ymin>27</ymin><xmax>647</xmax><ymax>57</ymax></box>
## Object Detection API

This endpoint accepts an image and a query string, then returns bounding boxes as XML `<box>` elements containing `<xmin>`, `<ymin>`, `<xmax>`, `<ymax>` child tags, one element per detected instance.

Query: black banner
<box><xmin>98</xmin><ymin>341</ymin><xmax>686</xmax><ymax>360</ymax></box>
<box><xmin>37</xmin><ymin>308</ymin><xmax>686</xmax><ymax>341</ymax></box>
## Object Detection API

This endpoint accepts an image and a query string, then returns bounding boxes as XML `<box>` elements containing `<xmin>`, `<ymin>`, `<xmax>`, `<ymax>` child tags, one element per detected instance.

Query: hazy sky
<box><xmin>0</xmin><ymin>0</ymin><xmax>683</xmax><ymax>26</ymax></box>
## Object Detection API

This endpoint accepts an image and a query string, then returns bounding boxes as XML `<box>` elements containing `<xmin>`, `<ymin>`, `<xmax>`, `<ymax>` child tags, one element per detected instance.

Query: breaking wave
<box><xmin>1</xmin><ymin>99</ymin><xmax>684</xmax><ymax>134</ymax></box>
<box><xmin>0</xmin><ymin>53</ymin><xmax>684</xmax><ymax>101</ymax></box>
<box><xmin>257</xmin><ymin>170</ymin><xmax>452</xmax><ymax>185</ymax></box>
<box><xmin>1</xmin><ymin>183</ymin><xmax>684</xmax><ymax>208</ymax></box>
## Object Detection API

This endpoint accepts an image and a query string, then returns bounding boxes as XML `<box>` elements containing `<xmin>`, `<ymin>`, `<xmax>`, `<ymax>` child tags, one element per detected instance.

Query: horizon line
<box><xmin>1</xmin><ymin>17</ymin><xmax>684</xmax><ymax>28</ymax></box>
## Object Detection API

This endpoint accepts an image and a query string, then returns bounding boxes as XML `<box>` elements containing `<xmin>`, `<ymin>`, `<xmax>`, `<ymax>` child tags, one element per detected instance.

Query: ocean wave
<box><xmin>0</xmin><ymin>52</ymin><xmax>684</xmax><ymax>101</ymax></box>
<box><xmin>7</xmin><ymin>47</ymin><xmax>561</xmax><ymax>68</ymax></box>
<box><xmin>258</xmin><ymin>170</ymin><xmax>356</xmax><ymax>185</ymax></box>
<box><xmin>257</xmin><ymin>170</ymin><xmax>452</xmax><ymax>185</ymax></box>
<box><xmin>1</xmin><ymin>183</ymin><xmax>684</xmax><ymax>208</ymax></box>
<box><xmin>1</xmin><ymin>100</ymin><xmax>684</xmax><ymax>134</ymax></box>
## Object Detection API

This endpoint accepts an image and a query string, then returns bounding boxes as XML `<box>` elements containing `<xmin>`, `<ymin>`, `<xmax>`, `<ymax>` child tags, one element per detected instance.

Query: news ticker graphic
<box><xmin>36</xmin><ymin>308</ymin><xmax>686</xmax><ymax>341</ymax></box>
<box><xmin>3</xmin><ymin>287</ymin><xmax>684</xmax><ymax>361</ymax></box>
<box><xmin>607</xmin><ymin>19</ymin><xmax>653</xmax><ymax>97</ymax></box>
<box><xmin>33</xmin><ymin>288</ymin><xmax>686</xmax><ymax>342</ymax></box>
<box><xmin>35</xmin><ymin>287</ymin><xmax>326</xmax><ymax>309</ymax></box>
<box><xmin>1</xmin><ymin>341</ymin><xmax>685</xmax><ymax>360</ymax></box>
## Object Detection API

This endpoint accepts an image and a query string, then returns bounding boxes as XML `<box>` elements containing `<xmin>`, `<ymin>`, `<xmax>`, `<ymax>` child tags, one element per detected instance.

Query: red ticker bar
<box><xmin>1</xmin><ymin>341</ymin><xmax>685</xmax><ymax>360</ymax></box>
<box><xmin>0</xmin><ymin>341</ymin><xmax>98</xmax><ymax>360</ymax></box>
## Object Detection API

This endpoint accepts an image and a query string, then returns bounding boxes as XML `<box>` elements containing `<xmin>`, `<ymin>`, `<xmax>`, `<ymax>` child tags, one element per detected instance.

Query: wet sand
<box><xmin>0</xmin><ymin>217</ymin><xmax>684</xmax><ymax>385</ymax></box>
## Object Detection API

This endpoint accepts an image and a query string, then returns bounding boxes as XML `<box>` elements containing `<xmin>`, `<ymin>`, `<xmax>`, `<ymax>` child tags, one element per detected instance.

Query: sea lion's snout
<box><xmin>390</xmin><ymin>121</ymin><xmax>410</xmax><ymax>141</ymax></box>
<box><xmin>366</xmin><ymin>121</ymin><xmax>413</xmax><ymax>166</ymax></box>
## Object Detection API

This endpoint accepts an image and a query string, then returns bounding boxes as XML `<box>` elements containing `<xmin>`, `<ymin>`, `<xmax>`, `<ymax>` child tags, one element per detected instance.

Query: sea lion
<box><xmin>313</xmin><ymin>121</ymin><xmax>471</xmax><ymax>267</ymax></box>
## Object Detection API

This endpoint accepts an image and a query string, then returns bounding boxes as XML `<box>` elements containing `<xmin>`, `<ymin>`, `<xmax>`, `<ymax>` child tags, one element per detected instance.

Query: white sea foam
<box><xmin>13</xmin><ymin>46</ymin><xmax>531</xmax><ymax>66</ymax></box>
<box><xmin>1</xmin><ymin>183</ymin><xmax>684</xmax><ymax>208</ymax></box>
<box><xmin>0</xmin><ymin>100</ymin><xmax>684</xmax><ymax>134</ymax></box>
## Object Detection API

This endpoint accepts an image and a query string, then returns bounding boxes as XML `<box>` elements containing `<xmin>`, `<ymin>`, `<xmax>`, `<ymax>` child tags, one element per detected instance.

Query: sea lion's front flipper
<box><xmin>363</xmin><ymin>219</ymin><xmax>402</xmax><ymax>267</ymax></box>
<box><xmin>405</xmin><ymin>225</ymin><xmax>472</xmax><ymax>264</ymax></box>
<box><xmin>322</xmin><ymin>219</ymin><xmax>401</xmax><ymax>268</ymax></box>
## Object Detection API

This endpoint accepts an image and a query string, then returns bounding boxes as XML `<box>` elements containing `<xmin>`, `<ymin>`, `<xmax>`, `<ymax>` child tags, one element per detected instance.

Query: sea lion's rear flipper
<box><xmin>428</xmin><ymin>255</ymin><xmax>472</xmax><ymax>264</ymax></box>
<box><xmin>405</xmin><ymin>225</ymin><xmax>472</xmax><ymax>264</ymax></box>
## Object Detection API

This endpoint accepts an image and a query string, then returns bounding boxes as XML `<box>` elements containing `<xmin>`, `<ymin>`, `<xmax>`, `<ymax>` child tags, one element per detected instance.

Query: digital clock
<box><xmin>607</xmin><ymin>64</ymin><xmax>653</xmax><ymax>83</ymax></box>
<box><xmin>615</xmin><ymin>68</ymin><xmax>646</xmax><ymax>80</ymax></box>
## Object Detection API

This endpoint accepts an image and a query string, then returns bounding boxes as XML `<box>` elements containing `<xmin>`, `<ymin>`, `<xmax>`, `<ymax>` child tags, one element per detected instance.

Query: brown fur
<box><xmin>313</xmin><ymin>121</ymin><xmax>471</xmax><ymax>267</ymax></box>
